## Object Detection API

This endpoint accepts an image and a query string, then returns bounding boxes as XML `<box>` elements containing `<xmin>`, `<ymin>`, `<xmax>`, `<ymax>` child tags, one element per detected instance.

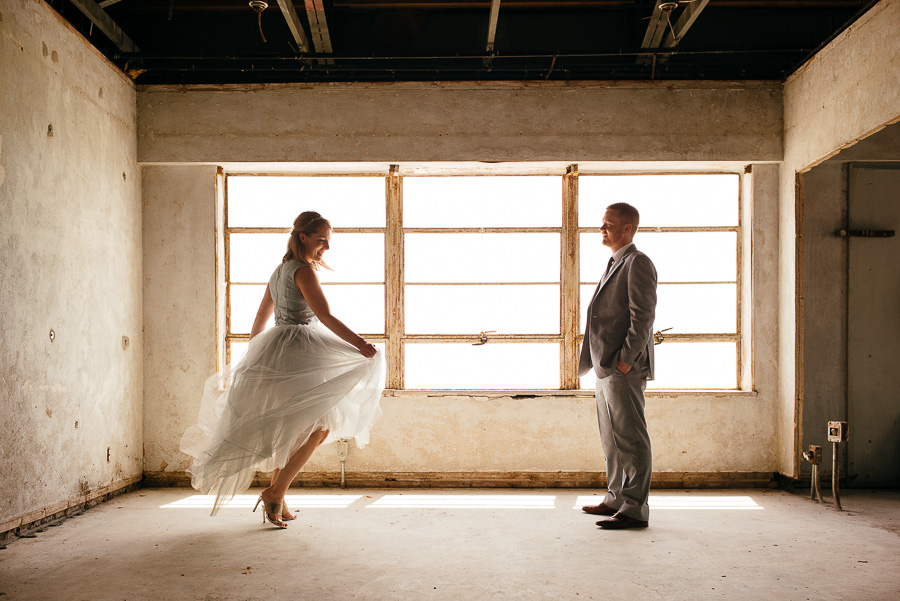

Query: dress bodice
<box><xmin>268</xmin><ymin>260</ymin><xmax>317</xmax><ymax>326</ymax></box>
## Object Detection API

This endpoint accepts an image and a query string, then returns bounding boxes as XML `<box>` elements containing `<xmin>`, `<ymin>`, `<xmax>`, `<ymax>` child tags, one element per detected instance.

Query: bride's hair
<box><xmin>283</xmin><ymin>211</ymin><xmax>332</xmax><ymax>270</ymax></box>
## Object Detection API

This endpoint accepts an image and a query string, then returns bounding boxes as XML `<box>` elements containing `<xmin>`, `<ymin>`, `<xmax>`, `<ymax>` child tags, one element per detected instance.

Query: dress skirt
<box><xmin>180</xmin><ymin>321</ymin><xmax>385</xmax><ymax>515</ymax></box>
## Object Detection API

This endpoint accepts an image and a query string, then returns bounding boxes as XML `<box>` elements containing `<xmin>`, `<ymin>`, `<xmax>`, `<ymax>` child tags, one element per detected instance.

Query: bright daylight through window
<box><xmin>223</xmin><ymin>170</ymin><xmax>742</xmax><ymax>391</ymax></box>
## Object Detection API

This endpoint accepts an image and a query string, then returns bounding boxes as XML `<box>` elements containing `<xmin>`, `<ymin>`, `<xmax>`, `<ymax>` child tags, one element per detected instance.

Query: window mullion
<box><xmin>562</xmin><ymin>165</ymin><xmax>579</xmax><ymax>389</ymax></box>
<box><xmin>385</xmin><ymin>167</ymin><xmax>404</xmax><ymax>389</ymax></box>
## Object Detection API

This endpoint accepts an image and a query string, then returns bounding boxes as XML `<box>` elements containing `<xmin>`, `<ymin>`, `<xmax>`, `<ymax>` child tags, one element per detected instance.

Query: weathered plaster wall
<box><xmin>800</xmin><ymin>123</ymin><xmax>900</xmax><ymax>472</ymax></box>
<box><xmin>138</xmin><ymin>80</ymin><xmax>784</xmax><ymax>478</ymax></box>
<box><xmin>779</xmin><ymin>0</ymin><xmax>900</xmax><ymax>477</ymax></box>
<box><xmin>137</xmin><ymin>81</ymin><xmax>782</xmax><ymax>163</ymax></box>
<box><xmin>799</xmin><ymin>162</ymin><xmax>847</xmax><ymax>462</ymax></box>
<box><xmin>141</xmin><ymin>165</ymin><xmax>218</xmax><ymax>474</ymax></box>
<box><xmin>783</xmin><ymin>0</ymin><xmax>900</xmax><ymax>173</ymax></box>
<box><xmin>0</xmin><ymin>0</ymin><xmax>140</xmax><ymax>528</ymax></box>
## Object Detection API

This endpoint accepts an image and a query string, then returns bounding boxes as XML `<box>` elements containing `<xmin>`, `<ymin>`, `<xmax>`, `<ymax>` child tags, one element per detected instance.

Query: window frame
<box><xmin>222</xmin><ymin>172</ymin><xmax>389</xmax><ymax>366</ymax></box>
<box><xmin>575</xmin><ymin>170</ymin><xmax>744</xmax><ymax>391</ymax></box>
<box><xmin>220</xmin><ymin>166</ymin><xmax>746</xmax><ymax>393</ymax></box>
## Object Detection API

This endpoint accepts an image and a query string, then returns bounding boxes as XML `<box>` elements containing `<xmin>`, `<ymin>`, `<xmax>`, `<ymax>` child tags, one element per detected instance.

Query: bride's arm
<box><xmin>249</xmin><ymin>287</ymin><xmax>275</xmax><ymax>340</ymax></box>
<box><xmin>294</xmin><ymin>266</ymin><xmax>377</xmax><ymax>358</ymax></box>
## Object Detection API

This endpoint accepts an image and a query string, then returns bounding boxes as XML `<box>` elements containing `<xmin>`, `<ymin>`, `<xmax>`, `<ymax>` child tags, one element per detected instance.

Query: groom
<box><xmin>578</xmin><ymin>202</ymin><xmax>657</xmax><ymax>529</ymax></box>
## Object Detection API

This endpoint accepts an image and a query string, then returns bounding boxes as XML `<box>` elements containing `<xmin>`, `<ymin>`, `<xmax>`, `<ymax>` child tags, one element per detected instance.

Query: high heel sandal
<box><xmin>281</xmin><ymin>502</ymin><xmax>297</xmax><ymax>521</ymax></box>
<box><xmin>253</xmin><ymin>495</ymin><xmax>287</xmax><ymax>529</ymax></box>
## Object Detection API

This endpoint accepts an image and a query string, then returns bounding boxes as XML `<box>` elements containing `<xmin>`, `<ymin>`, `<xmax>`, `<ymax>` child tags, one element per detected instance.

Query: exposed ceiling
<box><xmin>49</xmin><ymin>0</ymin><xmax>878</xmax><ymax>84</ymax></box>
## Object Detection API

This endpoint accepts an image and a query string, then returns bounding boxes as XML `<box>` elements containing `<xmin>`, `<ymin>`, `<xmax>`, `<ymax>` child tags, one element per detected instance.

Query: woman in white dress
<box><xmin>181</xmin><ymin>212</ymin><xmax>385</xmax><ymax>528</ymax></box>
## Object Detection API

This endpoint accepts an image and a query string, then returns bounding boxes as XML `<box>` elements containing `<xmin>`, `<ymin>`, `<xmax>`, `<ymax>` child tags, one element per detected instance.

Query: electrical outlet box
<box><xmin>803</xmin><ymin>445</ymin><xmax>823</xmax><ymax>464</ymax></box>
<box><xmin>827</xmin><ymin>421</ymin><xmax>848</xmax><ymax>443</ymax></box>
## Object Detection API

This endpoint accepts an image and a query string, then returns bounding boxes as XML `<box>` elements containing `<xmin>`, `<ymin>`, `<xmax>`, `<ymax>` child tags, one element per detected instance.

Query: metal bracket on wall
<box><xmin>835</xmin><ymin>229</ymin><xmax>895</xmax><ymax>238</ymax></box>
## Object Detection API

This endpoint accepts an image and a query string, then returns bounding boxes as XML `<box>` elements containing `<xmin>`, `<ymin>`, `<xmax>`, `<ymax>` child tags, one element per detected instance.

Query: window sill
<box><xmin>382</xmin><ymin>389</ymin><xmax>758</xmax><ymax>399</ymax></box>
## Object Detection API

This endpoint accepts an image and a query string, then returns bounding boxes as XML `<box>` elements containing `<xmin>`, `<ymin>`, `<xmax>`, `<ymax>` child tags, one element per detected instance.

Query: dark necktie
<box><xmin>602</xmin><ymin>257</ymin><xmax>615</xmax><ymax>280</ymax></box>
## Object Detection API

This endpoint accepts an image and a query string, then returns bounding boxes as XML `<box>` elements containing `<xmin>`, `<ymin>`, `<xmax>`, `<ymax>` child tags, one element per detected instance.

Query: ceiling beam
<box><xmin>305</xmin><ymin>0</ymin><xmax>335</xmax><ymax>61</ymax></box>
<box><xmin>486</xmin><ymin>0</ymin><xmax>501</xmax><ymax>52</ymax></box>
<box><xmin>68</xmin><ymin>0</ymin><xmax>139</xmax><ymax>52</ymax></box>
<box><xmin>639</xmin><ymin>2</ymin><xmax>668</xmax><ymax>50</ymax></box>
<box><xmin>275</xmin><ymin>0</ymin><xmax>312</xmax><ymax>53</ymax></box>
<box><xmin>661</xmin><ymin>0</ymin><xmax>710</xmax><ymax>47</ymax></box>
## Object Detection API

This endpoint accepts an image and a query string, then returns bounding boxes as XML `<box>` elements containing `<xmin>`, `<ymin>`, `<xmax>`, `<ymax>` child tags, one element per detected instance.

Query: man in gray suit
<box><xmin>579</xmin><ymin>202</ymin><xmax>657</xmax><ymax>529</ymax></box>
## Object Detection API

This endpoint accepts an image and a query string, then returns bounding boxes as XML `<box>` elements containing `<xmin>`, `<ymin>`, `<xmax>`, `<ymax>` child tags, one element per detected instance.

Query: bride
<box><xmin>181</xmin><ymin>211</ymin><xmax>385</xmax><ymax>528</ymax></box>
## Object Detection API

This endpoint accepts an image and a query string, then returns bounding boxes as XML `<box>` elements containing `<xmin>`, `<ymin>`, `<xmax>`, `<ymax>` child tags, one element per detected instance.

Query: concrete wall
<box><xmin>138</xmin><ymin>81</ymin><xmax>784</xmax><ymax>480</ymax></box>
<box><xmin>0</xmin><ymin>0</ymin><xmax>140</xmax><ymax>530</ymax></box>
<box><xmin>799</xmin><ymin>161</ymin><xmax>847</xmax><ymax>463</ymax></box>
<box><xmin>138</xmin><ymin>81</ymin><xmax>782</xmax><ymax>163</ymax></box>
<box><xmin>800</xmin><ymin>123</ymin><xmax>900</xmax><ymax>473</ymax></box>
<box><xmin>780</xmin><ymin>0</ymin><xmax>900</xmax><ymax>477</ymax></box>
<box><xmin>141</xmin><ymin>165</ymin><xmax>218</xmax><ymax>474</ymax></box>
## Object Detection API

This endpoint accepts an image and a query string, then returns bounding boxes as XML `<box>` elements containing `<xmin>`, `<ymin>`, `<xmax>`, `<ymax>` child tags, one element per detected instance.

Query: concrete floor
<box><xmin>1</xmin><ymin>488</ymin><xmax>898</xmax><ymax>601</ymax></box>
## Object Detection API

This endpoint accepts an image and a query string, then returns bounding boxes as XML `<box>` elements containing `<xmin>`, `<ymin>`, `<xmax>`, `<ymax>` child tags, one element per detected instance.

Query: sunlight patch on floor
<box><xmin>575</xmin><ymin>495</ymin><xmax>764</xmax><ymax>510</ymax></box>
<box><xmin>160</xmin><ymin>494</ymin><xmax>363</xmax><ymax>509</ymax></box>
<box><xmin>367</xmin><ymin>495</ymin><xmax>557</xmax><ymax>509</ymax></box>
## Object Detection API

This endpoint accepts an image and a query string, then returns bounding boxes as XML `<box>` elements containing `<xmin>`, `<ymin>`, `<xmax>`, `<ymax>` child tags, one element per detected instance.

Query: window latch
<box><xmin>473</xmin><ymin>331</ymin><xmax>496</xmax><ymax>346</ymax></box>
<box><xmin>654</xmin><ymin>327</ymin><xmax>672</xmax><ymax>345</ymax></box>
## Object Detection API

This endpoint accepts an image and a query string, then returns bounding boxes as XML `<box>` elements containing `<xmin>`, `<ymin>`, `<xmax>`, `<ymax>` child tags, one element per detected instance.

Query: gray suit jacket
<box><xmin>578</xmin><ymin>245</ymin><xmax>658</xmax><ymax>380</ymax></box>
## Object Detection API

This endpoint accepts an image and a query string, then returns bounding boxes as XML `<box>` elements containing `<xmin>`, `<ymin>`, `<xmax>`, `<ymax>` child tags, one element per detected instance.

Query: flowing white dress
<box><xmin>181</xmin><ymin>260</ymin><xmax>385</xmax><ymax>515</ymax></box>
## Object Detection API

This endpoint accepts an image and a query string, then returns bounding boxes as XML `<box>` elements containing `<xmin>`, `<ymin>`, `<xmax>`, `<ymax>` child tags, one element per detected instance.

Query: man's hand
<box><xmin>616</xmin><ymin>359</ymin><xmax>632</xmax><ymax>374</ymax></box>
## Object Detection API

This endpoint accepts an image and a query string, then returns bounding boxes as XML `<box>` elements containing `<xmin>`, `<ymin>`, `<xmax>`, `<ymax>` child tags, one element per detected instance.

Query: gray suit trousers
<box><xmin>595</xmin><ymin>369</ymin><xmax>652</xmax><ymax>521</ymax></box>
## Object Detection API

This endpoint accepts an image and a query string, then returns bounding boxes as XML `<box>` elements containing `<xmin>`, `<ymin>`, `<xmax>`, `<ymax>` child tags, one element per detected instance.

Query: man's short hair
<box><xmin>607</xmin><ymin>202</ymin><xmax>640</xmax><ymax>229</ymax></box>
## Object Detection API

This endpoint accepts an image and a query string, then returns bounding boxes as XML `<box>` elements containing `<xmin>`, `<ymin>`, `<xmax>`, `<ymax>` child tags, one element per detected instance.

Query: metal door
<box><xmin>847</xmin><ymin>164</ymin><xmax>900</xmax><ymax>487</ymax></box>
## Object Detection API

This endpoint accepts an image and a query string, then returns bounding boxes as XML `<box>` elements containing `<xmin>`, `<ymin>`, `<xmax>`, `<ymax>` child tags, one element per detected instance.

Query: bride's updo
<box><xmin>283</xmin><ymin>211</ymin><xmax>332</xmax><ymax>270</ymax></box>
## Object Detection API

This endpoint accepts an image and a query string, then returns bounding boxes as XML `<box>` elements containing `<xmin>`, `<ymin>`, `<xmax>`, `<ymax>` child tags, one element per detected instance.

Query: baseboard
<box><xmin>142</xmin><ymin>470</ymin><xmax>776</xmax><ymax>489</ymax></box>
<box><xmin>0</xmin><ymin>475</ymin><xmax>142</xmax><ymax>543</ymax></box>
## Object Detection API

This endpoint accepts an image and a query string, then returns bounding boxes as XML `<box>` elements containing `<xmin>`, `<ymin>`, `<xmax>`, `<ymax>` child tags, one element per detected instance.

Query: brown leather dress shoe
<box><xmin>582</xmin><ymin>503</ymin><xmax>617</xmax><ymax>516</ymax></box>
<box><xmin>596</xmin><ymin>513</ymin><xmax>649</xmax><ymax>529</ymax></box>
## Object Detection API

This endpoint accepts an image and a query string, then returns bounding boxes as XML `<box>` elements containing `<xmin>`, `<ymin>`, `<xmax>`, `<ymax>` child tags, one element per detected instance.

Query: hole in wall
<box><xmin>51</xmin><ymin>50</ymin><xmax>58</xmax><ymax>63</ymax></box>
<box><xmin>47</xmin><ymin>124</ymin><xmax>53</xmax><ymax>137</ymax></box>
<box><xmin>42</xmin><ymin>42</ymin><xmax>49</xmax><ymax>57</ymax></box>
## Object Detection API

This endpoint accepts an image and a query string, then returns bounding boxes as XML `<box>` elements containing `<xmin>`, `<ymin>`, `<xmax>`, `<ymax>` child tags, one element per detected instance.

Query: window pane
<box><xmin>229</xmin><ymin>284</ymin><xmax>383</xmax><ymax>334</ymax></box>
<box><xmin>228</xmin><ymin>341</ymin><xmax>249</xmax><ymax>366</ymax></box>
<box><xmin>404</xmin><ymin>176</ymin><xmax>561</xmax><ymax>227</ymax></box>
<box><xmin>230</xmin><ymin>233</ymin><xmax>383</xmax><ymax>283</ymax></box>
<box><xmin>651</xmin><ymin>342</ymin><xmax>738</xmax><ymax>389</ymax></box>
<box><xmin>579</xmin><ymin>341</ymin><xmax>737</xmax><ymax>390</ymax></box>
<box><xmin>230</xmin><ymin>284</ymin><xmax>269</xmax><ymax>334</ymax></box>
<box><xmin>656</xmin><ymin>284</ymin><xmax>736</xmax><ymax>334</ymax></box>
<box><xmin>323</xmin><ymin>284</ymin><xmax>385</xmax><ymax>334</ymax></box>
<box><xmin>581</xmin><ymin>283</ymin><xmax>736</xmax><ymax>334</ymax></box>
<box><xmin>580</xmin><ymin>232</ymin><xmax>736</xmax><ymax>283</ymax></box>
<box><xmin>406</xmin><ymin>285</ymin><xmax>559</xmax><ymax>334</ymax></box>
<box><xmin>229</xmin><ymin>233</ymin><xmax>288</xmax><ymax>282</ymax></box>
<box><xmin>230</xmin><ymin>340</ymin><xmax>386</xmax><ymax>370</ymax></box>
<box><xmin>579</xmin><ymin>174</ymin><xmax>739</xmax><ymax>228</ymax></box>
<box><xmin>228</xmin><ymin>176</ymin><xmax>385</xmax><ymax>228</ymax></box>
<box><xmin>406</xmin><ymin>233</ymin><xmax>560</xmax><ymax>283</ymax></box>
<box><xmin>405</xmin><ymin>343</ymin><xmax>559</xmax><ymax>389</ymax></box>
<box><xmin>317</xmin><ymin>233</ymin><xmax>384</xmax><ymax>284</ymax></box>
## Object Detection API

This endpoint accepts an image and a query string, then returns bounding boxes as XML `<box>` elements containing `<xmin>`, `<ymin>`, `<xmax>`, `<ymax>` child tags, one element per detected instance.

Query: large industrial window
<box><xmin>222</xmin><ymin>168</ymin><xmax>743</xmax><ymax>391</ymax></box>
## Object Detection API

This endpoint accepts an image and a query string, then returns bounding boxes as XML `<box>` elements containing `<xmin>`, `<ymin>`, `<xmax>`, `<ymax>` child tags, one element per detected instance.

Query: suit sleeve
<box><xmin>620</xmin><ymin>254</ymin><xmax>657</xmax><ymax>368</ymax></box>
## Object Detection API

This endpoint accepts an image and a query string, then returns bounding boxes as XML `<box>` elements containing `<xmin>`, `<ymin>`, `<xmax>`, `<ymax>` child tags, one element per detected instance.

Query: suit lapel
<box><xmin>589</xmin><ymin>245</ymin><xmax>638</xmax><ymax>305</ymax></box>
